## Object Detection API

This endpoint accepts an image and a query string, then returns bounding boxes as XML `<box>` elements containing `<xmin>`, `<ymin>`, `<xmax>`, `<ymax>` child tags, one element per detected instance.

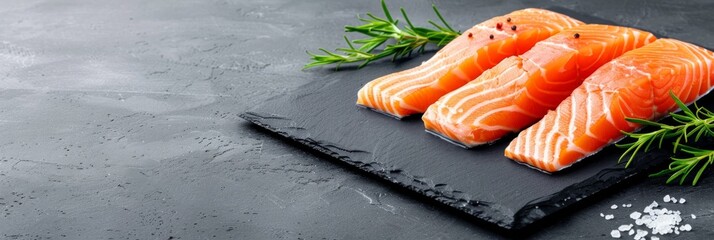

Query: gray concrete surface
<box><xmin>0</xmin><ymin>0</ymin><xmax>712</xmax><ymax>239</ymax></box>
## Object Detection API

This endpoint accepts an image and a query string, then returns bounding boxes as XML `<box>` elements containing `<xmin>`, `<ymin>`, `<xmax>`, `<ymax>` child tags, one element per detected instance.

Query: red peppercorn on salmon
<box><xmin>356</xmin><ymin>8</ymin><xmax>583</xmax><ymax>118</ymax></box>
<box><xmin>423</xmin><ymin>24</ymin><xmax>656</xmax><ymax>147</ymax></box>
<box><xmin>505</xmin><ymin>39</ymin><xmax>714</xmax><ymax>172</ymax></box>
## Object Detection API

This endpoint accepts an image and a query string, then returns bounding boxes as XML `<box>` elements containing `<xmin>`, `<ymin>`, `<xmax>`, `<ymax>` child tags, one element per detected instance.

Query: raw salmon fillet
<box><xmin>423</xmin><ymin>24</ymin><xmax>656</xmax><ymax>147</ymax></box>
<box><xmin>356</xmin><ymin>8</ymin><xmax>583</xmax><ymax>118</ymax></box>
<box><xmin>506</xmin><ymin>39</ymin><xmax>714</xmax><ymax>172</ymax></box>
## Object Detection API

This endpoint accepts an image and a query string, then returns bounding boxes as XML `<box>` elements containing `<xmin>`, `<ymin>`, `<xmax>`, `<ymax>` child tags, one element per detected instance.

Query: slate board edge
<box><xmin>239</xmin><ymin>111</ymin><xmax>667</xmax><ymax>231</ymax></box>
<box><xmin>240</xmin><ymin>112</ymin><xmax>520</xmax><ymax>229</ymax></box>
<box><xmin>511</xmin><ymin>151</ymin><xmax>667</xmax><ymax>230</ymax></box>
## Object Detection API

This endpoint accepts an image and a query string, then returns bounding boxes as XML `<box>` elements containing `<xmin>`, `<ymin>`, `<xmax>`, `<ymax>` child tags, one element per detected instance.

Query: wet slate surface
<box><xmin>1</xmin><ymin>0</ymin><xmax>714</xmax><ymax>239</ymax></box>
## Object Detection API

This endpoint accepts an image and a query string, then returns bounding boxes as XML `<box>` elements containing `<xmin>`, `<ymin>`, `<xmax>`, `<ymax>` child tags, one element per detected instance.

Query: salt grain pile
<box><xmin>601</xmin><ymin>194</ymin><xmax>694</xmax><ymax>239</ymax></box>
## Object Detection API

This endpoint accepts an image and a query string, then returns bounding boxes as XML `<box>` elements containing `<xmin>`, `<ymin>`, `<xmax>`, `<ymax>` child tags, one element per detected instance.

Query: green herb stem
<box><xmin>304</xmin><ymin>0</ymin><xmax>460</xmax><ymax>69</ymax></box>
<box><xmin>651</xmin><ymin>145</ymin><xmax>714</xmax><ymax>185</ymax></box>
<box><xmin>617</xmin><ymin>92</ymin><xmax>714</xmax><ymax>185</ymax></box>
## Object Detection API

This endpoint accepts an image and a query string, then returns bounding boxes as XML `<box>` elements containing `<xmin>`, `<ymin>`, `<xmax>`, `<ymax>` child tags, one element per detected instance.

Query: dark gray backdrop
<box><xmin>1</xmin><ymin>0</ymin><xmax>712</xmax><ymax>239</ymax></box>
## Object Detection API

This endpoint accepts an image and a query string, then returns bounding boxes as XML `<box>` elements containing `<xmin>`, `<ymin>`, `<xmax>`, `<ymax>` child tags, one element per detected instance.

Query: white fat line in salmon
<box><xmin>370</xmin><ymin>39</ymin><xmax>470</xmax><ymax>95</ymax></box>
<box><xmin>441</xmin><ymin>63</ymin><xmax>523</xmax><ymax>118</ymax></box>
<box><xmin>368</xmin><ymin>45</ymin><xmax>471</xmax><ymax>113</ymax></box>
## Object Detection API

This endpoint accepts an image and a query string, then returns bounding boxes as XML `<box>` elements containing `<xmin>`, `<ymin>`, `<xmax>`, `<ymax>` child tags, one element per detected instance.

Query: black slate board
<box><xmin>240</xmin><ymin>6</ymin><xmax>714</xmax><ymax>230</ymax></box>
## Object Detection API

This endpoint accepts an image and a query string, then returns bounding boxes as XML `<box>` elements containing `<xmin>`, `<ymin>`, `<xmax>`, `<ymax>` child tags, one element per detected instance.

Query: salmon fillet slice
<box><xmin>506</xmin><ymin>39</ymin><xmax>714</xmax><ymax>172</ymax></box>
<box><xmin>356</xmin><ymin>8</ymin><xmax>583</xmax><ymax>118</ymax></box>
<box><xmin>423</xmin><ymin>24</ymin><xmax>656</xmax><ymax>147</ymax></box>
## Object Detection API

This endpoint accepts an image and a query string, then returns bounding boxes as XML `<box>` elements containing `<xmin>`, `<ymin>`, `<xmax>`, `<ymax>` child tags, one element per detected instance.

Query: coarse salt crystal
<box><xmin>644</xmin><ymin>201</ymin><xmax>658</xmax><ymax>213</ymax></box>
<box><xmin>610</xmin><ymin>229</ymin><xmax>621</xmax><ymax>238</ymax></box>
<box><xmin>634</xmin><ymin>229</ymin><xmax>648</xmax><ymax>240</ymax></box>
<box><xmin>639</xmin><ymin>215</ymin><xmax>653</xmax><ymax>226</ymax></box>
<box><xmin>618</xmin><ymin>224</ymin><xmax>633</xmax><ymax>231</ymax></box>
<box><xmin>647</xmin><ymin>208</ymin><xmax>682</xmax><ymax>235</ymax></box>
<box><xmin>630</xmin><ymin>211</ymin><xmax>642</xmax><ymax>220</ymax></box>
<box><xmin>604</xmin><ymin>195</ymin><xmax>694</xmax><ymax>238</ymax></box>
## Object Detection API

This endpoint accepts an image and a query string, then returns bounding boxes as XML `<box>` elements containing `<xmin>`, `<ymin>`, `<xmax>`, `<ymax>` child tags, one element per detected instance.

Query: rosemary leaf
<box><xmin>618</xmin><ymin>92</ymin><xmax>714</xmax><ymax>185</ymax></box>
<box><xmin>304</xmin><ymin>0</ymin><xmax>460</xmax><ymax>70</ymax></box>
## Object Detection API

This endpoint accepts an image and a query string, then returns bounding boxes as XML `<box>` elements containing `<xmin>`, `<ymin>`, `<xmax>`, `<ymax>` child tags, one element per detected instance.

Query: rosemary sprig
<box><xmin>617</xmin><ymin>92</ymin><xmax>714</xmax><ymax>185</ymax></box>
<box><xmin>304</xmin><ymin>0</ymin><xmax>460</xmax><ymax>69</ymax></box>
<box><xmin>651</xmin><ymin>145</ymin><xmax>714</xmax><ymax>185</ymax></box>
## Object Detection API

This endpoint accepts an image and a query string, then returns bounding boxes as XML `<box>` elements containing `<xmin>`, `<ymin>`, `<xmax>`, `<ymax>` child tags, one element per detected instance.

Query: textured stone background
<box><xmin>0</xmin><ymin>0</ymin><xmax>712</xmax><ymax>239</ymax></box>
